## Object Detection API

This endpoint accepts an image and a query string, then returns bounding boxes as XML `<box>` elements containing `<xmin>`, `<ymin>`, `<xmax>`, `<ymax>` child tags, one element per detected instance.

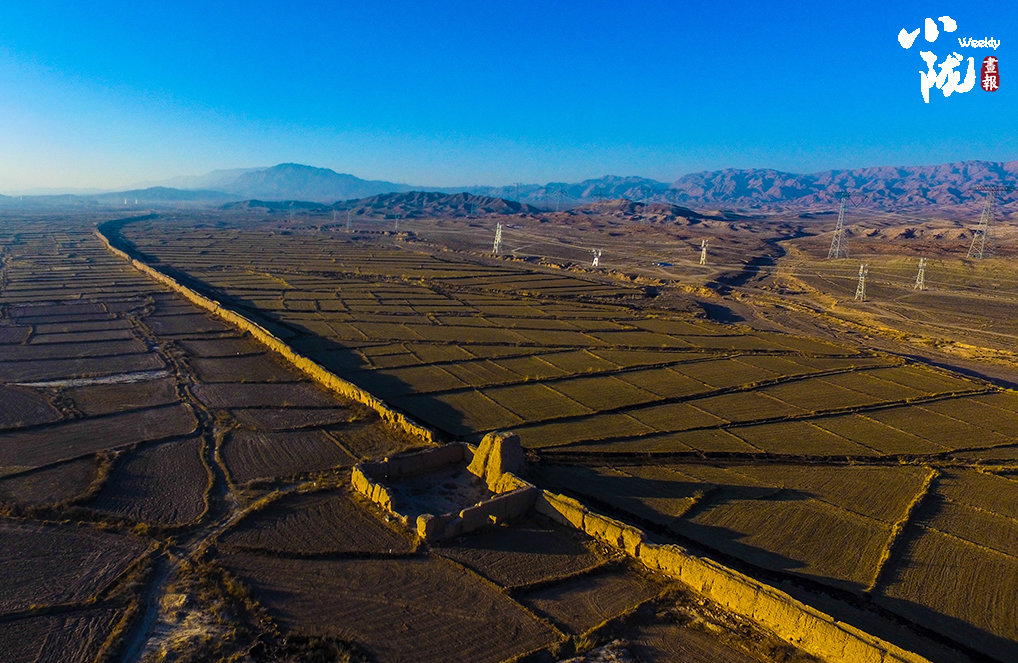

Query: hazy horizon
<box><xmin>2</xmin><ymin>1</ymin><xmax>1014</xmax><ymax>191</ymax></box>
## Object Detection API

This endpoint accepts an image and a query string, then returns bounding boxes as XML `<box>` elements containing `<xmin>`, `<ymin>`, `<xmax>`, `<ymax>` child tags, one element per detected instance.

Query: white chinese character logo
<box><xmin>898</xmin><ymin>16</ymin><xmax>975</xmax><ymax>103</ymax></box>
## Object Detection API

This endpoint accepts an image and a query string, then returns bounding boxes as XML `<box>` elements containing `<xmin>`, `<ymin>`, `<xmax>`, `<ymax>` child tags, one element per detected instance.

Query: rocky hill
<box><xmin>669</xmin><ymin>160</ymin><xmax>1018</xmax><ymax>209</ymax></box>
<box><xmin>333</xmin><ymin>191</ymin><xmax>543</xmax><ymax>218</ymax></box>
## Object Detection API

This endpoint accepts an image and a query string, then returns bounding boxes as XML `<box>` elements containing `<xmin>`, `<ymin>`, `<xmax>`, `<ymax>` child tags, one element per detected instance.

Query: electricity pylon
<box><xmin>492</xmin><ymin>222</ymin><xmax>503</xmax><ymax>255</ymax></box>
<box><xmin>699</xmin><ymin>239</ymin><xmax>709</xmax><ymax>265</ymax></box>
<box><xmin>827</xmin><ymin>192</ymin><xmax>851</xmax><ymax>259</ymax></box>
<box><xmin>591</xmin><ymin>248</ymin><xmax>602</xmax><ymax>268</ymax></box>
<box><xmin>554</xmin><ymin>187</ymin><xmax>567</xmax><ymax>212</ymax></box>
<box><xmin>854</xmin><ymin>263</ymin><xmax>868</xmax><ymax>301</ymax></box>
<box><xmin>914</xmin><ymin>257</ymin><xmax>926</xmax><ymax>291</ymax></box>
<box><xmin>967</xmin><ymin>185</ymin><xmax>1015</xmax><ymax>258</ymax></box>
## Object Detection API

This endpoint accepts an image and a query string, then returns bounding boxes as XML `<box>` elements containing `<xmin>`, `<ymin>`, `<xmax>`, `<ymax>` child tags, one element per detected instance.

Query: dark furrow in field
<box><xmin>506</xmin><ymin>388</ymin><xmax>994</xmax><ymax>451</ymax></box>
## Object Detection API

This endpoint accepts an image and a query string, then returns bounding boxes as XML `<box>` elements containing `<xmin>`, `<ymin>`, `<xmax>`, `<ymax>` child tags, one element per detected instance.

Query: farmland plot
<box><xmin>877</xmin><ymin>527</ymin><xmax>1018</xmax><ymax>662</ymax></box>
<box><xmin>925</xmin><ymin>495</ymin><xmax>1018</xmax><ymax>557</ymax></box>
<box><xmin>514</xmin><ymin>412</ymin><xmax>655</xmax><ymax>449</ymax></box>
<box><xmin>760</xmin><ymin>377</ymin><xmax>887</xmax><ymax>411</ymax></box>
<box><xmin>729</xmin><ymin>420</ymin><xmax>874</xmax><ymax>456</ymax></box>
<box><xmin>560</xmin><ymin>428</ymin><xmax>757</xmax><ymax>454</ymax></box>
<box><xmin>867</xmin><ymin>405</ymin><xmax>1005</xmax><ymax>451</ymax></box>
<box><xmin>28</xmin><ymin>328</ymin><xmax>136</xmax><ymax>344</ymax></box>
<box><xmin>175</xmin><ymin>336</ymin><xmax>263</xmax><ymax>357</ymax></box>
<box><xmin>0</xmin><ymin>522</ymin><xmax>147</xmax><ymax>613</ymax></box>
<box><xmin>0</xmin><ymin>456</ymin><xmax>98</xmax><ymax>506</ymax></box>
<box><xmin>187</xmin><ymin>354</ymin><xmax>298</xmax><ymax>383</ymax></box>
<box><xmin>228</xmin><ymin>406</ymin><xmax>354</xmax><ymax>431</ymax></box>
<box><xmin>668</xmin><ymin>358</ymin><xmax>777</xmax><ymax>389</ymax></box>
<box><xmin>520</xmin><ymin>567</ymin><xmax>662</xmax><ymax>634</ymax></box>
<box><xmin>0</xmin><ymin>337</ymin><xmax>147</xmax><ymax>361</ymax></box>
<box><xmin>192</xmin><ymin>382</ymin><xmax>339</xmax><ymax>408</ymax></box>
<box><xmin>0</xmin><ymin>606</ymin><xmax>122</xmax><ymax>663</ymax></box>
<box><xmin>682</xmin><ymin>491</ymin><xmax>890</xmax><ymax>589</ymax></box>
<box><xmin>550</xmin><ymin>375</ymin><xmax>659</xmax><ymax>411</ymax></box>
<box><xmin>918</xmin><ymin>395</ymin><xmax>1018</xmax><ymax>438</ymax></box>
<box><xmin>220</xmin><ymin>489</ymin><xmax>414</xmax><ymax>554</ymax></box>
<box><xmin>728</xmin><ymin>464</ymin><xmax>931</xmax><ymax>524</ymax></box>
<box><xmin>627</xmin><ymin>619</ymin><xmax>762</xmax><ymax>663</ymax></box>
<box><xmin>222</xmin><ymin>430</ymin><xmax>356</xmax><ymax>483</ymax></box>
<box><xmin>0</xmin><ymin>325</ymin><xmax>32</xmax><ymax>344</ymax></box>
<box><xmin>64</xmin><ymin>377</ymin><xmax>179</xmax><ymax>416</ymax></box>
<box><xmin>485</xmin><ymin>383</ymin><xmax>592</xmax><ymax>421</ymax></box>
<box><xmin>220</xmin><ymin>552</ymin><xmax>559</xmax><ymax>663</ymax></box>
<box><xmin>612</xmin><ymin>367</ymin><xmax>712</xmax><ymax>399</ymax></box>
<box><xmin>89</xmin><ymin>437</ymin><xmax>208</xmax><ymax>525</ymax></box>
<box><xmin>692</xmin><ymin>391</ymin><xmax>805</xmax><ymax>422</ymax></box>
<box><xmin>934</xmin><ymin>470</ymin><xmax>1018</xmax><ymax>517</ymax></box>
<box><xmin>0</xmin><ymin>352</ymin><xmax>165</xmax><ymax>383</ymax></box>
<box><xmin>626</xmin><ymin>402</ymin><xmax>727</xmax><ymax>433</ymax></box>
<box><xmin>0</xmin><ymin>404</ymin><xmax>198</xmax><ymax>473</ymax></box>
<box><xmin>491</xmin><ymin>354</ymin><xmax>569</xmax><ymax>380</ymax></box>
<box><xmin>395</xmin><ymin>390</ymin><xmax>523</xmax><ymax>436</ymax></box>
<box><xmin>0</xmin><ymin>385</ymin><xmax>62</xmax><ymax>429</ymax></box>
<box><xmin>145</xmin><ymin>313</ymin><xmax>234</xmax><ymax>336</ymax></box>
<box><xmin>537</xmin><ymin>464</ymin><xmax>704</xmax><ymax>527</ymax></box>
<box><xmin>435</xmin><ymin>519</ymin><xmax>605</xmax><ymax>587</ymax></box>
<box><xmin>811</xmin><ymin>414</ymin><xmax>943</xmax><ymax>455</ymax></box>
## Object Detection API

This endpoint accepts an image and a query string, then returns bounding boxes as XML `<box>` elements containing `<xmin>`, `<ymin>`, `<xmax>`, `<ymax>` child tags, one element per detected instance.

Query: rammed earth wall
<box><xmin>534</xmin><ymin>489</ymin><xmax>934</xmax><ymax>663</ymax></box>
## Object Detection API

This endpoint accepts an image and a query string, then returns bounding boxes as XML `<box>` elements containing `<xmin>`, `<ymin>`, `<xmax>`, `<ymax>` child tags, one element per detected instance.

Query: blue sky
<box><xmin>1</xmin><ymin>1</ymin><xmax>1014</xmax><ymax>192</ymax></box>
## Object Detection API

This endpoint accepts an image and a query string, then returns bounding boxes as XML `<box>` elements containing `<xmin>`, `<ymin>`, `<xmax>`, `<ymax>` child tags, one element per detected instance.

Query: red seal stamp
<box><xmin>981</xmin><ymin>56</ymin><xmax>999</xmax><ymax>91</ymax></box>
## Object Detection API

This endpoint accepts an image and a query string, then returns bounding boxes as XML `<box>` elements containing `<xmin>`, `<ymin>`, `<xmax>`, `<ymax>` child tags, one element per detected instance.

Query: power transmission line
<box><xmin>827</xmin><ymin>192</ymin><xmax>851</xmax><ymax>259</ymax></box>
<box><xmin>967</xmin><ymin>185</ymin><xmax>1015</xmax><ymax>258</ymax></box>
<box><xmin>854</xmin><ymin>263</ymin><xmax>868</xmax><ymax>301</ymax></box>
<box><xmin>914</xmin><ymin>257</ymin><xmax>926</xmax><ymax>291</ymax></box>
<box><xmin>492</xmin><ymin>222</ymin><xmax>502</xmax><ymax>255</ymax></box>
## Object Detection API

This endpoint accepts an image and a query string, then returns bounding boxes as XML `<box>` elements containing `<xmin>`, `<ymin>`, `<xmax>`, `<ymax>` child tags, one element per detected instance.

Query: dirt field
<box><xmin>0</xmin><ymin>215</ymin><xmax>785</xmax><ymax>663</ymax></box>
<box><xmin>5</xmin><ymin>205</ymin><xmax>1015</xmax><ymax>661</ymax></box>
<box><xmin>108</xmin><ymin>209</ymin><xmax>1018</xmax><ymax>661</ymax></box>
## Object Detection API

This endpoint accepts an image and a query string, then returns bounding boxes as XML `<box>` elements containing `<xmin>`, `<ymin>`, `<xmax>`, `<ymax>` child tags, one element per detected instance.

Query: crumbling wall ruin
<box><xmin>351</xmin><ymin>435</ymin><xmax>536</xmax><ymax>541</ymax></box>
<box><xmin>534</xmin><ymin>489</ymin><xmax>933</xmax><ymax>663</ymax></box>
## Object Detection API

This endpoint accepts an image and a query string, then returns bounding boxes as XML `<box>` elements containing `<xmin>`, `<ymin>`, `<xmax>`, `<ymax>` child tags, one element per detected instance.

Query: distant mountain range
<box><xmin>668</xmin><ymin>161</ymin><xmax>1018</xmax><ymax>209</ymax></box>
<box><xmin>223</xmin><ymin>163</ymin><xmax>416</xmax><ymax>201</ymax></box>
<box><xmin>169</xmin><ymin>160</ymin><xmax>1018</xmax><ymax>209</ymax></box>
<box><xmin>2</xmin><ymin>160</ymin><xmax>1015</xmax><ymax>211</ymax></box>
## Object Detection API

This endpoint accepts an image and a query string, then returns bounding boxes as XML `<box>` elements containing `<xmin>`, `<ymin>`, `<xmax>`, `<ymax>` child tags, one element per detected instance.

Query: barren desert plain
<box><xmin>2</xmin><ymin>195</ymin><xmax>1017</xmax><ymax>663</ymax></box>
